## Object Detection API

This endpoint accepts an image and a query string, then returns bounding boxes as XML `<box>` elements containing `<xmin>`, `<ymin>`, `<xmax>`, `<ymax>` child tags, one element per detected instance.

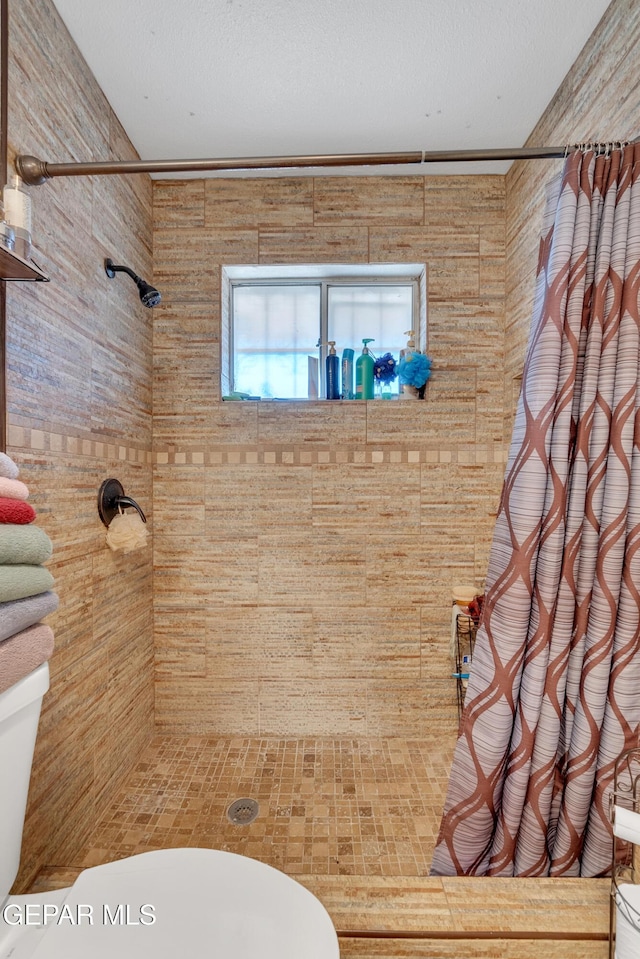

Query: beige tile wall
<box><xmin>8</xmin><ymin>0</ymin><xmax>632</xmax><ymax>895</ymax></box>
<box><xmin>153</xmin><ymin>175</ymin><xmax>507</xmax><ymax>735</ymax></box>
<box><xmin>153</xmin><ymin>0</ymin><xmax>640</xmax><ymax>737</ymax></box>
<box><xmin>6</xmin><ymin>1</ymin><xmax>155</xmax><ymax>891</ymax></box>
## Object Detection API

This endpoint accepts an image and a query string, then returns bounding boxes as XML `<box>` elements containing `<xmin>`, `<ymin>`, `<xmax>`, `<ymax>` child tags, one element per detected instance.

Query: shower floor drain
<box><xmin>226</xmin><ymin>798</ymin><xmax>259</xmax><ymax>825</ymax></box>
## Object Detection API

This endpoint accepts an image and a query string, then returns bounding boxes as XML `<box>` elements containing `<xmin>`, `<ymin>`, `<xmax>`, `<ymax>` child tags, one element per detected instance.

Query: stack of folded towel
<box><xmin>0</xmin><ymin>453</ymin><xmax>57</xmax><ymax>695</ymax></box>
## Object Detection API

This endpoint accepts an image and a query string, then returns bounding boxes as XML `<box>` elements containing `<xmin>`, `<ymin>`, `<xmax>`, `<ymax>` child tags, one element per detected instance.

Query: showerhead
<box><xmin>137</xmin><ymin>278</ymin><xmax>162</xmax><ymax>308</ymax></box>
<box><xmin>105</xmin><ymin>258</ymin><xmax>162</xmax><ymax>308</ymax></box>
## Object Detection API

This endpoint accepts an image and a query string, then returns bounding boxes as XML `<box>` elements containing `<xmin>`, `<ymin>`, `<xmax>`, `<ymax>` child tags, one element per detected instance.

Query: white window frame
<box><xmin>221</xmin><ymin>263</ymin><xmax>427</xmax><ymax>399</ymax></box>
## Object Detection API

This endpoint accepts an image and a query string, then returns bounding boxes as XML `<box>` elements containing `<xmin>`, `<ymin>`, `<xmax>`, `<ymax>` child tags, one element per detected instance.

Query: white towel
<box><xmin>613</xmin><ymin>805</ymin><xmax>640</xmax><ymax>845</ymax></box>
<box><xmin>0</xmin><ymin>453</ymin><xmax>19</xmax><ymax>480</ymax></box>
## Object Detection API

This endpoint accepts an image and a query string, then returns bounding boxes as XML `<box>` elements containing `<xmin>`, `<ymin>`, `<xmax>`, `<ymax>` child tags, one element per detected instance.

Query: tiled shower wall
<box><xmin>7</xmin><ymin>0</ymin><xmax>633</xmax><ymax>896</ymax></box>
<box><xmin>6</xmin><ymin>1</ymin><xmax>155</xmax><ymax>890</ymax></box>
<box><xmin>152</xmin><ymin>175</ymin><xmax>507</xmax><ymax>735</ymax></box>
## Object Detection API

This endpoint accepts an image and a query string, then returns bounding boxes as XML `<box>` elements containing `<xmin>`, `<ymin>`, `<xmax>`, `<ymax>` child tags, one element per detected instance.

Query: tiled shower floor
<box><xmin>35</xmin><ymin>733</ymin><xmax>458</xmax><ymax>889</ymax></box>
<box><xmin>29</xmin><ymin>734</ymin><xmax>613</xmax><ymax>957</ymax></box>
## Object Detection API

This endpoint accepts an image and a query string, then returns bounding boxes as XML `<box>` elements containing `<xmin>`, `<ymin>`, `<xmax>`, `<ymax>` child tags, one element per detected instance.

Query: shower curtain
<box><xmin>431</xmin><ymin>142</ymin><xmax>640</xmax><ymax>878</ymax></box>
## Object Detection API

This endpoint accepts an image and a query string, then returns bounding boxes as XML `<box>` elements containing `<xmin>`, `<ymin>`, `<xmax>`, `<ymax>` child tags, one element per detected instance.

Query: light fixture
<box><xmin>104</xmin><ymin>258</ymin><xmax>161</xmax><ymax>308</ymax></box>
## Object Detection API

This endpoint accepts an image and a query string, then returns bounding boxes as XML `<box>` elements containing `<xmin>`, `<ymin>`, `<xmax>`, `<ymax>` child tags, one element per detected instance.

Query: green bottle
<box><xmin>355</xmin><ymin>338</ymin><xmax>375</xmax><ymax>399</ymax></box>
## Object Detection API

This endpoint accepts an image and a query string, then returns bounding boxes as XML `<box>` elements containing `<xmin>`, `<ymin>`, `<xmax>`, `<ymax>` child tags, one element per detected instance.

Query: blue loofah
<box><xmin>373</xmin><ymin>352</ymin><xmax>398</xmax><ymax>383</ymax></box>
<box><xmin>398</xmin><ymin>351</ymin><xmax>432</xmax><ymax>388</ymax></box>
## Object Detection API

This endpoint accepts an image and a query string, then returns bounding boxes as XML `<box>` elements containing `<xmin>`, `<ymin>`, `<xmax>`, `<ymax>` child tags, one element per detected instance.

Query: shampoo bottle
<box><xmin>399</xmin><ymin>329</ymin><xmax>418</xmax><ymax>399</ymax></box>
<box><xmin>399</xmin><ymin>329</ymin><xmax>430</xmax><ymax>399</ymax></box>
<box><xmin>341</xmin><ymin>348</ymin><xmax>354</xmax><ymax>399</ymax></box>
<box><xmin>355</xmin><ymin>338</ymin><xmax>375</xmax><ymax>400</ymax></box>
<box><xmin>401</xmin><ymin>330</ymin><xmax>417</xmax><ymax>361</ymax></box>
<box><xmin>325</xmin><ymin>341</ymin><xmax>340</xmax><ymax>399</ymax></box>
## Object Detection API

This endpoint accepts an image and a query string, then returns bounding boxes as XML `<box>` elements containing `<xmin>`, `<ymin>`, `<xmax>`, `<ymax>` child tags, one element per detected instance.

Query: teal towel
<box><xmin>0</xmin><ymin>565</ymin><xmax>54</xmax><ymax>603</ymax></box>
<box><xmin>0</xmin><ymin>525</ymin><xmax>52</xmax><ymax>565</ymax></box>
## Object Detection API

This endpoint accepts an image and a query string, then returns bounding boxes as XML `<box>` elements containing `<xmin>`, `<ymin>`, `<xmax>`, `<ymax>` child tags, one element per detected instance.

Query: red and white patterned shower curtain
<box><xmin>431</xmin><ymin>143</ymin><xmax>640</xmax><ymax>878</ymax></box>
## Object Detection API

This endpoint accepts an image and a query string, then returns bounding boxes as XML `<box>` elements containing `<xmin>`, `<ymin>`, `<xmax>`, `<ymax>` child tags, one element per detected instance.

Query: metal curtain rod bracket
<box><xmin>15</xmin><ymin>146</ymin><xmax>572</xmax><ymax>186</ymax></box>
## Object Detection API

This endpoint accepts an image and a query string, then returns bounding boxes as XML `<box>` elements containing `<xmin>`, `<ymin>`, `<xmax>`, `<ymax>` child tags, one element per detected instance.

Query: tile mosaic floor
<box><xmin>44</xmin><ymin>733</ymin><xmax>458</xmax><ymax>883</ymax></box>
<box><xmin>29</xmin><ymin>733</ymin><xmax>612</xmax><ymax>957</ymax></box>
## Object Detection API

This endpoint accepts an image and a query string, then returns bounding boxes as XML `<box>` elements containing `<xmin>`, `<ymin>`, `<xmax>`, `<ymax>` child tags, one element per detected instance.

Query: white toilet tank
<box><xmin>0</xmin><ymin>662</ymin><xmax>49</xmax><ymax>902</ymax></box>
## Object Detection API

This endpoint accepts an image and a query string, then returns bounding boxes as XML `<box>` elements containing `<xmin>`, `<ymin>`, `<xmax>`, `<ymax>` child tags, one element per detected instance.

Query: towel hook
<box><xmin>98</xmin><ymin>478</ymin><xmax>147</xmax><ymax>526</ymax></box>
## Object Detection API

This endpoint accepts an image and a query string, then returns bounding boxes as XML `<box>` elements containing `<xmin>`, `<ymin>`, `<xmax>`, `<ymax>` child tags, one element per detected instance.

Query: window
<box><xmin>223</xmin><ymin>264</ymin><xmax>426</xmax><ymax>399</ymax></box>
<box><xmin>232</xmin><ymin>284</ymin><xmax>321</xmax><ymax>399</ymax></box>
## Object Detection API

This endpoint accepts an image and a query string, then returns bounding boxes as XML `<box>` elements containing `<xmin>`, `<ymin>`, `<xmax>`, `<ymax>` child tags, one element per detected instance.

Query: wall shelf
<box><xmin>0</xmin><ymin>245</ymin><xmax>48</xmax><ymax>281</ymax></box>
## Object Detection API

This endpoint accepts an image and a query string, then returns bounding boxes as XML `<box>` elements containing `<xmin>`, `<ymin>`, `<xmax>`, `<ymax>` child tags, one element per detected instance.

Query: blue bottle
<box><xmin>341</xmin><ymin>348</ymin><xmax>354</xmax><ymax>399</ymax></box>
<box><xmin>325</xmin><ymin>341</ymin><xmax>340</xmax><ymax>399</ymax></box>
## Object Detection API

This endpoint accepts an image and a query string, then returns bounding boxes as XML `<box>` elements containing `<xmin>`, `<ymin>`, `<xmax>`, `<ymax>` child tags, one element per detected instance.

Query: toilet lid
<box><xmin>29</xmin><ymin>849</ymin><xmax>339</xmax><ymax>959</ymax></box>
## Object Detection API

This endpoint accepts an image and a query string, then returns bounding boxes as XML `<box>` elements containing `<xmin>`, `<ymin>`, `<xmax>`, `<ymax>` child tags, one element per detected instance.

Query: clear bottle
<box><xmin>400</xmin><ymin>330</ymin><xmax>416</xmax><ymax>359</ymax></box>
<box><xmin>0</xmin><ymin>200</ymin><xmax>15</xmax><ymax>252</ymax></box>
<box><xmin>3</xmin><ymin>174</ymin><xmax>32</xmax><ymax>259</ymax></box>
<box><xmin>325</xmin><ymin>341</ymin><xmax>340</xmax><ymax>399</ymax></box>
<box><xmin>399</xmin><ymin>329</ymin><xmax>419</xmax><ymax>399</ymax></box>
<box><xmin>355</xmin><ymin>338</ymin><xmax>375</xmax><ymax>400</ymax></box>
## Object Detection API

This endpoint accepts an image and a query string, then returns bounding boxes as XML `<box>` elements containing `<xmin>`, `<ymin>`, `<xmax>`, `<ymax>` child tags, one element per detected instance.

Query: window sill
<box><xmin>221</xmin><ymin>397</ymin><xmax>404</xmax><ymax>403</ymax></box>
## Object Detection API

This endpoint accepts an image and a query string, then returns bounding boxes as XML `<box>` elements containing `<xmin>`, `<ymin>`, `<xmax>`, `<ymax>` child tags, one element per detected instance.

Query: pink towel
<box><xmin>0</xmin><ymin>623</ymin><xmax>54</xmax><ymax>694</ymax></box>
<box><xmin>0</xmin><ymin>498</ymin><xmax>35</xmax><ymax>524</ymax></box>
<box><xmin>0</xmin><ymin>476</ymin><xmax>29</xmax><ymax>500</ymax></box>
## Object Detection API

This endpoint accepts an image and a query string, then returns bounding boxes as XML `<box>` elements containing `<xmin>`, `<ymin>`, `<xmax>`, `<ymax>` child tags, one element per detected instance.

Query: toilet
<box><xmin>0</xmin><ymin>664</ymin><xmax>340</xmax><ymax>958</ymax></box>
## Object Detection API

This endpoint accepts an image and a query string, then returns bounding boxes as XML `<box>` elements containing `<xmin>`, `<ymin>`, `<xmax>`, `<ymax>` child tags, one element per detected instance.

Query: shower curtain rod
<box><xmin>15</xmin><ymin>145</ymin><xmax>571</xmax><ymax>185</ymax></box>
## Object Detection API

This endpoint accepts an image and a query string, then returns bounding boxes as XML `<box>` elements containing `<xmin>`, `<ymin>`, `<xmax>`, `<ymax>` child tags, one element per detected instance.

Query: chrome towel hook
<box><xmin>98</xmin><ymin>478</ymin><xmax>147</xmax><ymax>526</ymax></box>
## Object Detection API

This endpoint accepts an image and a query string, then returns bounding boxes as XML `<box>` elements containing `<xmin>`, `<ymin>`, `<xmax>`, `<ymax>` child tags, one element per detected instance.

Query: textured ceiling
<box><xmin>51</xmin><ymin>0</ymin><xmax>612</xmax><ymax>176</ymax></box>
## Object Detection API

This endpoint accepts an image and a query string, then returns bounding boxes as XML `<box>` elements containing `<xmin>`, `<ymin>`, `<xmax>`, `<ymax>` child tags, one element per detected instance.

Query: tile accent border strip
<box><xmin>7</xmin><ymin>425</ymin><xmax>509</xmax><ymax>466</ymax></box>
<box><xmin>153</xmin><ymin>446</ymin><xmax>509</xmax><ymax>466</ymax></box>
<box><xmin>8</xmin><ymin>425</ymin><xmax>153</xmax><ymax>464</ymax></box>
